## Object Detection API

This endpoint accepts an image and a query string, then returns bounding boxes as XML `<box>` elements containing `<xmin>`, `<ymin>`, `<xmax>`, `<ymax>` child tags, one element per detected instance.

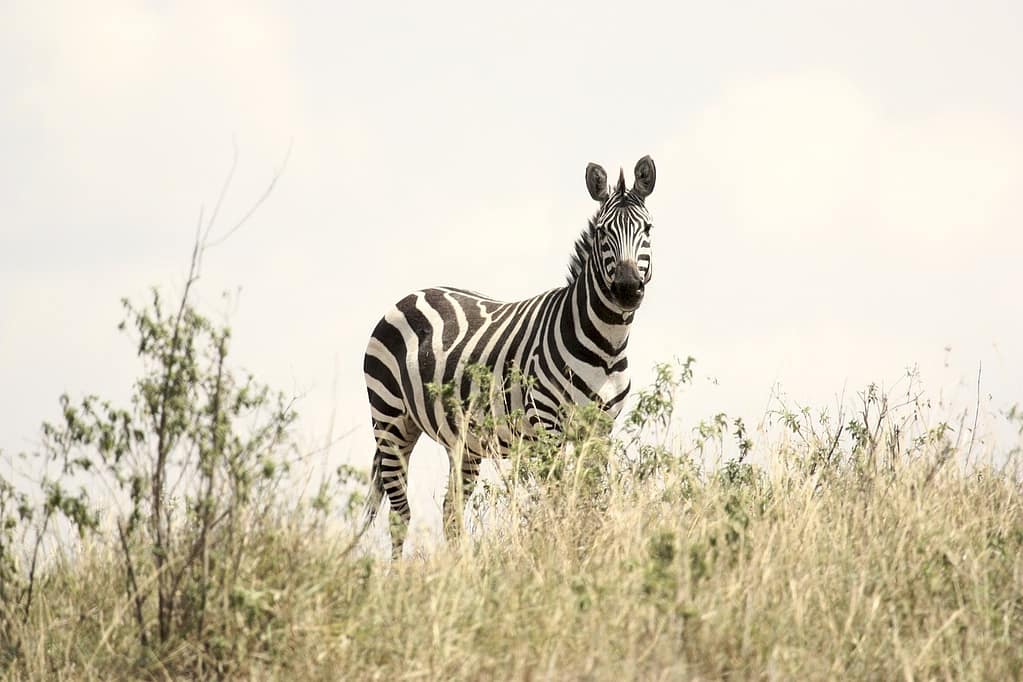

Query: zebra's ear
<box><xmin>585</xmin><ymin>163</ymin><xmax>609</xmax><ymax>203</ymax></box>
<box><xmin>633</xmin><ymin>156</ymin><xmax>656</xmax><ymax>199</ymax></box>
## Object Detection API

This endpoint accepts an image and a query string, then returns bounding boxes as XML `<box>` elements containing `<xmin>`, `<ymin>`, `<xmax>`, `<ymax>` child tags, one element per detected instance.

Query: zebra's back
<box><xmin>364</xmin><ymin>286</ymin><xmax>559</xmax><ymax>453</ymax></box>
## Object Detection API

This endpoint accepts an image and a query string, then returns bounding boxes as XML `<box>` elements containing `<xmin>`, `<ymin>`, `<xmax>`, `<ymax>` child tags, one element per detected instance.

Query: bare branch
<box><xmin>207</xmin><ymin>138</ymin><xmax>293</xmax><ymax>249</ymax></box>
<box><xmin>117</xmin><ymin>521</ymin><xmax>149</xmax><ymax>648</ymax></box>
<box><xmin>967</xmin><ymin>362</ymin><xmax>982</xmax><ymax>464</ymax></box>
<box><xmin>21</xmin><ymin>513</ymin><xmax>50</xmax><ymax>624</ymax></box>
<box><xmin>202</xmin><ymin>135</ymin><xmax>240</xmax><ymax>247</ymax></box>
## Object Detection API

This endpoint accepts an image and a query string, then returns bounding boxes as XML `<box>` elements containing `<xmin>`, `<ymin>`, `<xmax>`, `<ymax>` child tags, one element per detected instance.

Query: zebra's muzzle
<box><xmin>611</xmin><ymin>261</ymin><xmax>645</xmax><ymax>311</ymax></box>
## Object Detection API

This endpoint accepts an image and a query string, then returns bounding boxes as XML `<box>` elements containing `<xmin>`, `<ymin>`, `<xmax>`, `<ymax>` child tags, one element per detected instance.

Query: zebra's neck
<box><xmin>553</xmin><ymin>252</ymin><xmax>633</xmax><ymax>367</ymax></box>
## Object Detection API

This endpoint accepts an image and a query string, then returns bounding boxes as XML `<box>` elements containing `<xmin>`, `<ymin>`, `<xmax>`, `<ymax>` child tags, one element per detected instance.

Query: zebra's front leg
<box><xmin>443</xmin><ymin>450</ymin><xmax>481</xmax><ymax>546</ymax></box>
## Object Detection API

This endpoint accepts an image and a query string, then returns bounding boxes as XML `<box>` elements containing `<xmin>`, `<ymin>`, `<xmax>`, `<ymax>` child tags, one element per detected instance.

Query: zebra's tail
<box><xmin>359</xmin><ymin>452</ymin><xmax>385</xmax><ymax>536</ymax></box>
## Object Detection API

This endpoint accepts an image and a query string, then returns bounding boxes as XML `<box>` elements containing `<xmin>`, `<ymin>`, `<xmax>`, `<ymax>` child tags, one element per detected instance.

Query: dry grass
<box><xmin>7</xmin><ymin>426</ymin><xmax>1022</xmax><ymax>680</ymax></box>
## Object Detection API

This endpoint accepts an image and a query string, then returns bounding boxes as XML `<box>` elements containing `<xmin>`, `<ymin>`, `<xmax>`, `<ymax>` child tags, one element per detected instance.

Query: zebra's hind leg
<box><xmin>443</xmin><ymin>449</ymin><xmax>482</xmax><ymax>546</ymax></box>
<box><xmin>371</xmin><ymin>416</ymin><xmax>422</xmax><ymax>559</ymax></box>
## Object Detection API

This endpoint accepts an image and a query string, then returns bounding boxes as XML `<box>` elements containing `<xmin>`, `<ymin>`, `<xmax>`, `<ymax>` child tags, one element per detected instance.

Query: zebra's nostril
<box><xmin>611</xmin><ymin>278</ymin><xmax>645</xmax><ymax>308</ymax></box>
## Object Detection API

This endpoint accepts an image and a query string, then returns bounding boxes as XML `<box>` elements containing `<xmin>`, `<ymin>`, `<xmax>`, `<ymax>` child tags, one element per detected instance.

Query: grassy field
<box><xmin>2</xmin><ymin>272</ymin><xmax>1020</xmax><ymax>679</ymax></box>
<box><xmin>5</xmin><ymin>401</ymin><xmax>1022</xmax><ymax>680</ymax></box>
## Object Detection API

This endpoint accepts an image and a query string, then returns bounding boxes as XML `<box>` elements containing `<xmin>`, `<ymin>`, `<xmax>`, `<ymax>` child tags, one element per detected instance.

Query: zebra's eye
<box><xmin>643</xmin><ymin>222</ymin><xmax>652</xmax><ymax>236</ymax></box>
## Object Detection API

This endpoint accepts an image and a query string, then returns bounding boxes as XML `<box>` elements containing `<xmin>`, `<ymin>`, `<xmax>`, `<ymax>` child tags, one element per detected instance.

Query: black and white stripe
<box><xmin>363</xmin><ymin>156</ymin><xmax>657</xmax><ymax>556</ymax></box>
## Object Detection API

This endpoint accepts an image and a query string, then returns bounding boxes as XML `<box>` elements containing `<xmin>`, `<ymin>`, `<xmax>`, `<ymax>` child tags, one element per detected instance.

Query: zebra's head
<box><xmin>582</xmin><ymin>156</ymin><xmax>656</xmax><ymax>312</ymax></box>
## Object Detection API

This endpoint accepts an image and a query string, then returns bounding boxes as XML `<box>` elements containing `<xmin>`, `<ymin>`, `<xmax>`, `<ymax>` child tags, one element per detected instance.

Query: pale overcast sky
<box><xmin>2</xmin><ymin>2</ymin><xmax>1021</xmax><ymax>530</ymax></box>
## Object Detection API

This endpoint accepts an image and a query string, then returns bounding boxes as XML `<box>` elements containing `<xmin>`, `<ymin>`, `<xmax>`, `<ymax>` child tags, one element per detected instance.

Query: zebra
<box><xmin>362</xmin><ymin>156</ymin><xmax>656</xmax><ymax>557</ymax></box>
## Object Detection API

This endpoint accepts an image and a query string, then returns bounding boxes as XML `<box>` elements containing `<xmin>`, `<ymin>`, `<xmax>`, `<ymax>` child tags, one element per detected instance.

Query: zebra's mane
<box><xmin>566</xmin><ymin>219</ymin><xmax>597</xmax><ymax>284</ymax></box>
<box><xmin>565</xmin><ymin>187</ymin><xmax>643</xmax><ymax>284</ymax></box>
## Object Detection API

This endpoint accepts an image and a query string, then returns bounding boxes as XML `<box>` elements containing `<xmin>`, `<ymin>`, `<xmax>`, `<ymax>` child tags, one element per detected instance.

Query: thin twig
<box><xmin>117</xmin><ymin>521</ymin><xmax>149</xmax><ymax>648</ymax></box>
<box><xmin>295</xmin><ymin>424</ymin><xmax>362</xmax><ymax>463</ymax></box>
<box><xmin>202</xmin><ymin>135</ymin><xmax>239</xmax><ymax>247</ymax></box>
<box><xmin>207</xmin><ymin>139</ymin><xmax>293</xmax><ymax>249</ymax></box>
<box><xmin>824</xmin><ymin>421</ymin><xmax>845</xmax><ymax>470</ymax></box>
<box><xmin>167</xmin><ymin>507</ymin><xmax>232</xmax><ymax>610</ymax></box>
<box><xmin>87</xmin><ymin>542</ymin><xmax>169</xmax><ymax>669</ymax></box>
<box><xmin>966</xmin><ymin>362</ymin><xmax>982</xmax><ymax>465</ymax></box>
<box><xmin>21</xmin><ymin>513</ymin><xmax>50</xmax><ymax>623</ymax></box>
<box><xmin>195</xmin><ymin>340</ymin><xmax>227</xmax><ymax>642</ymax></box>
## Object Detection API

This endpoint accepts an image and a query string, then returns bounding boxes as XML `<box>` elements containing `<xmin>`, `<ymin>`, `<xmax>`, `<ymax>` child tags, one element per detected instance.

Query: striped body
<box><xmin>363</xmin><ymin>157</ymin><xmax>657</xmax><ymax>556</ymax></box>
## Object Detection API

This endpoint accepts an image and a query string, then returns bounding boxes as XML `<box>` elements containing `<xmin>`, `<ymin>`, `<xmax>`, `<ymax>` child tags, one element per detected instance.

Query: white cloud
<box><xmin>664</xmin><ymin>72</ymin><xmax>1023</xmax><ymax>258</ymax></box>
